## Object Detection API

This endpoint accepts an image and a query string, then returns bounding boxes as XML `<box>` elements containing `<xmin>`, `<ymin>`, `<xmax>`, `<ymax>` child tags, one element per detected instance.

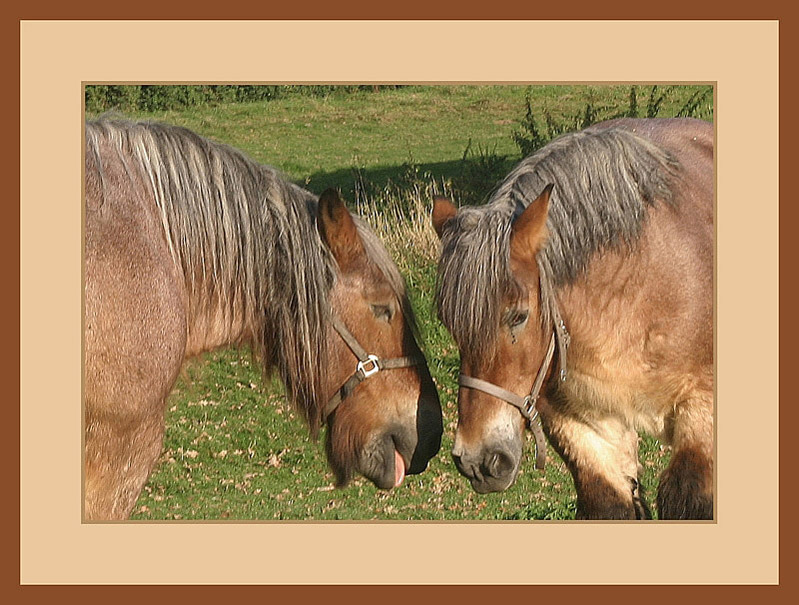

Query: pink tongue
<box><xmin>394</xmin><ymin>450</ymin><xmax>406</xmax><ymax>487</ymax></box>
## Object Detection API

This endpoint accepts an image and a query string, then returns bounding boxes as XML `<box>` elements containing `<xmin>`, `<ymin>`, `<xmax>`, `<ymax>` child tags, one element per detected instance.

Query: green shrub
<box><xmin>512</xmin><ymin>85</ymin><xmax>714</xmax><ymax>157</ymax></box>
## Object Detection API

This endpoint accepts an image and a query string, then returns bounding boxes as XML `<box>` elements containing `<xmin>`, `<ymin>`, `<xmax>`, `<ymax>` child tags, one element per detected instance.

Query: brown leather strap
<box><xmin>458</xmin><ymin>333</ymin><xmax>555</xmax><ymax>470</ymax></box>
<box><xmin>324</xmin><ymin>314</ymin><xmax>423</xmax><ymax>422</ymax></box>
<box><xmin>457</xmin><ymin>370</ymin><xmax>542</xmax><ymax>421</ymax></box>
<box><xmin>329</xmin><ymin>314</ymin><xmax>371</xmax><ymax>362</ymax></box>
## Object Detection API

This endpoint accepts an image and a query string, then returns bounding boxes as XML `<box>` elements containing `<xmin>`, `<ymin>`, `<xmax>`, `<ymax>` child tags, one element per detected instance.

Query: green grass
<box><xmin>85</xmin><ymin>84</ymin><xmax>709</xmax><ymax>520</ymax></box>
<box><xmin>89</xmin><ymin>84</ymin><xmax>712</xmax><ymax>202</ymax></box>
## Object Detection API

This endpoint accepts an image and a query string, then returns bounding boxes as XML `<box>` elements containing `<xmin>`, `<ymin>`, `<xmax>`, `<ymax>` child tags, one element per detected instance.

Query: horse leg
<box><xmin>84</xmin><ymin>319</ymin><xmax>185</xmax><ymax>521</ymax></box>
<box><xmin>541</xmin><ymin>402</ymin><xmax>648</xmax><ymax>519</ymax></box>
<box><xmin>84</xmin><ymin>327</ymin><xmax>183</xmax><ymax>521</ymax></box>
<box><xmin>84</xmin><ymin>275</ymin><xmax>185</xmax><ymax>520</ymax></box>
<box><xmin>84</xmin><ymin>231</ymin><xmax>186</xmax><ymax>520</ymax></box>
<box><xmin>657</xmin><ymin>391</ymin><xmax>714</xmax><ymax>519</ymax></box>
<box><xmin>84</xmin><ymin>401</ymin><xmax>168</xmax><ymax>520</ymax></box>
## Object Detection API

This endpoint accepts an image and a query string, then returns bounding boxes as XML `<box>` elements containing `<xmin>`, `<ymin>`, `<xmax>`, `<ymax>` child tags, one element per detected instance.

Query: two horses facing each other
<box><xmin>85</xmin><ymin>117</ymin><xmax>713</xmax><ymax>521</ymax></box>
<box><xmin>84</xmin><ymin>120</ymin><xmax>442</xmax><ymax>520</ymax></box>
<box><xmin>434</xmin><ymin>118</ymin><xmax>713</xmax><ymax>520</ymax></box>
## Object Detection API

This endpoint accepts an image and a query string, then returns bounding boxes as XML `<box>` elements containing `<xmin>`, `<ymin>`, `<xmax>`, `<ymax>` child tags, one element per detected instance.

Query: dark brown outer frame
<box><xmin>7</xmin><ymin>3</ymin><xmax>792</xmax><ymax>604</ymax></box>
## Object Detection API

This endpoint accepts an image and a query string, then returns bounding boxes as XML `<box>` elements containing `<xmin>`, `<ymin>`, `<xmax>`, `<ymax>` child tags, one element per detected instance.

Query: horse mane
<box><xmin>85</xmin><ymin>118</ymin><xmax>412</xmax><ymax>432</ymax></box>
<box><xmin>436</xmin><ymin>126</ymin><xmax>679</xmax><ymax>363</ymax></box>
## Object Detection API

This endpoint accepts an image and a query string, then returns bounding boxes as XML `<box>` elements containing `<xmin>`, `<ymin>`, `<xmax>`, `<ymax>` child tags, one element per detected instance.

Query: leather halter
<box><xmin>458</xmin><ymin>307</ymin><xmax>570</xmax><ymax>470</ymax></box>
<box><xmin>324</xmin><ymin>313</ymin><xmax>424</xmax><ymax>422</ymax></box>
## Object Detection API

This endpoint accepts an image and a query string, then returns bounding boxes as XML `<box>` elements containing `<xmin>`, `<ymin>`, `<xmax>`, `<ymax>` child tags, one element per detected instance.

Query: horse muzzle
<box><xmin>359</xmin><ymin>390</ymin><xmax>442</xmax><ymax>489</ymax></box>
<box><xmin>451</xmin><ymin>442</ymin><xmax>521</xmax><ymax>494</ymax></box>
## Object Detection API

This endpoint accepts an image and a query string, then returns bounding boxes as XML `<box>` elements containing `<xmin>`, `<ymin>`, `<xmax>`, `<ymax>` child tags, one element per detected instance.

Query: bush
<box><xmin>454</xmin><ymin>139</ymin><xmax>511</xmax><ymax>204</ymax></box>
<box><xmin>85</xmin><ymin>85</ymin><xmax>405</xmax><ymax>113</ymax></box>
<box><xmin>512</xmin><ymin>85</ymin><xmax>713</xmax><ymax>157</ymax></box>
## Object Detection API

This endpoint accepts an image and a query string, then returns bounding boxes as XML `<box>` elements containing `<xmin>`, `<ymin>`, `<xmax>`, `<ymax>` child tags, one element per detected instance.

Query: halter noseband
<box><xmin>458</xmin><ymin>307</ymin><xmax>570</xmax><ymax>470</ymax></box>
<box><xmin>324</xmin><ymin>313</ymin><xmax>424</xmax><ymax>422</ymax></box>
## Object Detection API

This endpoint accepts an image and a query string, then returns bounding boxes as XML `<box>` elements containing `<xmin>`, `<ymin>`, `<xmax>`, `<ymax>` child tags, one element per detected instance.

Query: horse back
<box><xmin>585</xmin><ymin>117</ymin><xmax>713</xmax><ymax>325</ymax></box>
<box><xmin>589</xmin><ymin>117</ymin><xmax>713</xmax><ymax>210</ymax></box>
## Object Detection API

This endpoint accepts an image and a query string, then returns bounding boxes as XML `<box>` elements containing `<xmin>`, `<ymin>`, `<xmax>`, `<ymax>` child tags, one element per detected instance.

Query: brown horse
<box><xmin>433</xmin><ymin>118</ymin><xmax>713</xmax><ymax>519</ymax></box>
<box><xmin>84</xmin><ymin>119</ymin><xmax>442</xmax><ymax>520</ymax></box>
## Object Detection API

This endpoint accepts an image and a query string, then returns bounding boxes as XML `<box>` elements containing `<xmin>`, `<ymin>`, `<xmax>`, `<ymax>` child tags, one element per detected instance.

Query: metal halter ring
<box><xmin>357</xmin><ymin>355</ymin><xmax>381</xmax><ymax>378</ymax></box>
<box><xmin>523</xmin><ymin>395</ymin><xmax>539</xmax><ymax>421</ymax></box>
<box><xmin>325</xmin><ymin>313</ymin><xmax>424</xmax><ymax>421</ymax></box>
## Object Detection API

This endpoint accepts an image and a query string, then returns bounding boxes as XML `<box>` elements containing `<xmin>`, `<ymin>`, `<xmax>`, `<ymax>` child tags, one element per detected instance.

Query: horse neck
<box><xmin>183</xmin><ymin>290</ymin><xmax>252</xmax><ymax>358</ymax></box>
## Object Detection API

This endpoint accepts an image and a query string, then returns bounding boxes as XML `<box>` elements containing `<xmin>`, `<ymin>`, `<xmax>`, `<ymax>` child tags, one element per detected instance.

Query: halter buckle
<box><xmin>522</xmin><ymin>394</ymin><xmax>539</xmax><ymax>420</ymax></box>
<box><xmin>357</xmin><ymin>355</ymin><xmax>381</xmax><ymax>378</ymax></box>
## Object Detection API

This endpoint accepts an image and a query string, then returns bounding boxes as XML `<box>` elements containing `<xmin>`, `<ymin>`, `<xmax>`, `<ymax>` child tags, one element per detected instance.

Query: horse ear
<box><xmin>510</xmin><ymin>183</ymin><xmax>553</xmax><ymax>262</ymax></box>
<box><xmin>432</xmin><ymin>196</ymin><xmax>458</xmax><ymax>238</ymax></box>
<box><xmin>317</xmin><ymin>188</ymin><xmax>366</xmax><ymax>271</ymax></box>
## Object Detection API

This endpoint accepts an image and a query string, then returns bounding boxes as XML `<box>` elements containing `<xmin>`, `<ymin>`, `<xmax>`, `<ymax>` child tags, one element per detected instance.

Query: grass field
<box><xmin>87</xmin><ymin>84</ymin><xmax>712</xmax><ymax>520</ymax></box>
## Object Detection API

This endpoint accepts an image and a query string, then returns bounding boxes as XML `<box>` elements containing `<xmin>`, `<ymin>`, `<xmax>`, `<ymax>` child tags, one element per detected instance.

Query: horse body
<box><xmin>84</xmin><ymin>120</ymin><xmax>442</xmax><ymax>520</ymax></box>
<box><xmin>434</xmin><ymin>118</ymin><xmax>713</xmax><ymax>519</ymax></box>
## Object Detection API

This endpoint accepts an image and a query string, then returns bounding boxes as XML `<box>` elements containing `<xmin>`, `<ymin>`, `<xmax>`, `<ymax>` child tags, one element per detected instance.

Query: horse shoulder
<box><xmin>85</xmin><ymin>153</ymin><xmax>187</xmax><ymax>412</ymax></box>
<box><xmin>554</xmin><ymin>219</ymin><xmax>710</xmax><ymax>435</ymax></box>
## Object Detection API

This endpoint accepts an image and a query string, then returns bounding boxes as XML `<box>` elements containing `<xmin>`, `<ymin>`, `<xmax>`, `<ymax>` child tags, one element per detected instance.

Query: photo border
<box><xmin>11</xmin><ymin>6</ymin><xmax>789</xmax><ymax>600</ymax></box>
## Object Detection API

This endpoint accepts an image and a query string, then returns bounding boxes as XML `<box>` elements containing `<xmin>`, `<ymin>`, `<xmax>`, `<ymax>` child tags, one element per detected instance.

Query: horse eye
<box><xmin>507</xmin><ymin>310</ymin><xmax>529</xmax><ymax>328</ymax></box>
<box><xmin>370</xmin><ymin>304</ymin><xmax>394</xmax><ymax>322</ymax></box>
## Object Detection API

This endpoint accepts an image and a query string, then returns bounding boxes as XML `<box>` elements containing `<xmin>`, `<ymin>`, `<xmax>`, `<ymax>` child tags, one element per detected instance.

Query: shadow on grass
<box><xmin>304</xmin><ymin>156</ymin><xmax>519</xmax><ymax>206</ymax></box>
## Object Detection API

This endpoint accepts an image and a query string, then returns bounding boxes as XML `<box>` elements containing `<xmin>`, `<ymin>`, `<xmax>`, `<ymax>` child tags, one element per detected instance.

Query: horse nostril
<box><xmin>452</xmin><ymin>452</ymin><xmax>479</xmax><ymax>480</ymax></box>
<box><xmin>485</xmin><ymin>449</ymin><xmax>514</xmax><ymax>479</ymax></box>
<box><xmin>486</xmin><ymin>453</ymin><xmax>499</xmax><ymax>475</ymax></box>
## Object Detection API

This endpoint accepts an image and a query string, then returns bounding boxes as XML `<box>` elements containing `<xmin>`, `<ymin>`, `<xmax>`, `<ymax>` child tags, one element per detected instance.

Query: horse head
<box><xmin>319</xmin><ymin>189</ymin><xmax>442</xmax><ymax>489</ymax></box>
<box><xmin>433</xmin><ymin>185</ymin><xmax>553</xmax><ymax>493</ymax></box>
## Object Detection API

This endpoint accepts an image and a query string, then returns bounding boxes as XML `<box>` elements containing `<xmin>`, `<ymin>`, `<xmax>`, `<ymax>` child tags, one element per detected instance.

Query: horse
<box><xmin>84</xmin><ymin>119</ymin><xmax>442</xmax><ymax>520</ymax></box>
<box><xmin>433</xmin><ymin>118</ymin><xmax>713</xmax><ymax>520</ymax></box>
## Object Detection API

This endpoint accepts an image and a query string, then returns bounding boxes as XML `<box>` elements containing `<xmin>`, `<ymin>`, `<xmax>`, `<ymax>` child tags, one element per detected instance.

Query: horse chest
<box><xmin>555</xmin><ymin>348</ymin><xmax>670</xmax><ymax>437</ymax></box>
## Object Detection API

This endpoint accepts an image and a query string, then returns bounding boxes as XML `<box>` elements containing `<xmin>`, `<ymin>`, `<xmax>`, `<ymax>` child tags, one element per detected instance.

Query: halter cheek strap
<box><xmin>324</xmin><ymin>313</ymin><xmax>423</xmax><ymax>422</ymax></box>
<box><xmin>458</xmin><ymin>307</ymin><xmax>570</xmax><ymax>470</ymax></box>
